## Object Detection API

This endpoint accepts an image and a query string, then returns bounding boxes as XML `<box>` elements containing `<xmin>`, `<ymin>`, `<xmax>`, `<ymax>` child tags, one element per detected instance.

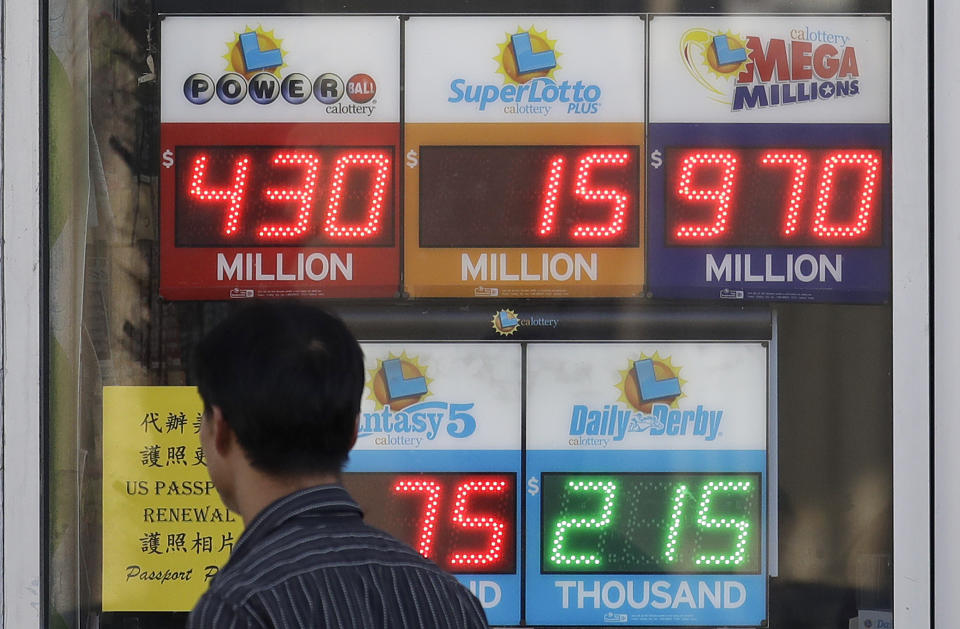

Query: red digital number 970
<box><xmin>666</xmin><ymin>148</ymin><xmax>883</xmax><ymax>247</ymax></box>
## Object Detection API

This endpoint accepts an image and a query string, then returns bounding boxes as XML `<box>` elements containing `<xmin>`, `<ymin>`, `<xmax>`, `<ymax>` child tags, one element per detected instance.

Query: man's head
<box><xmin>194</xmin><ymin>301</ymin><xmax>364</xmax><ymax>480</ymax></box>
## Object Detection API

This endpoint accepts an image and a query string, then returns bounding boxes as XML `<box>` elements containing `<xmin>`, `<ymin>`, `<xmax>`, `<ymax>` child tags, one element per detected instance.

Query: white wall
<box><xmin>1</xmin><ymin>0</ymin><xmax>42</xmax><ymax>626</ymax></box>
<box><xmin>935</xmin><ymin>0</ymin><xmax>958</xmax><ymax>627</ymax></box>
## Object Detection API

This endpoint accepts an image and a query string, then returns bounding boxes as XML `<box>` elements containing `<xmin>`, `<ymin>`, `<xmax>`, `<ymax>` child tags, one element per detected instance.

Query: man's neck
<box><xmin>234</xmin><ymin>467</ymin><xmax>340</xmax><ymax>525</ymax></box>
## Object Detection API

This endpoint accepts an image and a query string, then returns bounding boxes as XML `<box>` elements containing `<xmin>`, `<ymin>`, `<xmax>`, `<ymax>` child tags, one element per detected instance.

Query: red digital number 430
<box><xmin>187</xmin><ymin>150</ymin><xmax>391</xmax><ymax>240</ymax></box>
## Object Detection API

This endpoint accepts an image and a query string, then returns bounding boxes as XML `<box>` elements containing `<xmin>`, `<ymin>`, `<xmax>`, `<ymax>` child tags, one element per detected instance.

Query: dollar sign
<box><xmin>527</xmin><ymin>476</ymin><xmax>540</xmax><ymax>496</ymax></box>
<box><xmin>650</xmin><ymin>149</ymin><xmax>663</xmax><ymax>170</ymax></box>
<box><xmin>406</xmin><ymin>149</ymin><xmax>419</xmax><ymax>169</ymax></box>
<box><xmin>162</xmin><ymin>149</ymin><xmax>174</xmax><ymax>169</ymax></box>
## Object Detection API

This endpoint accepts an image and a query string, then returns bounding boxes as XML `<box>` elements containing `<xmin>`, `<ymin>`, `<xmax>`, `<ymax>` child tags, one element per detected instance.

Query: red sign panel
<box><xmin>160</xmin><ymin>122</ymin><xmax>400</xmax><ymax>299</ymax></box>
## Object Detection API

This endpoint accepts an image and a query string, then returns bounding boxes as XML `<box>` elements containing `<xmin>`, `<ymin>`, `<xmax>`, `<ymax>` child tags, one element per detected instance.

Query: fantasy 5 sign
<box><xmin>348</xmin><ymin>343</ymin><xmax>523</xmax><ymax>625</ymax></box>
<box><xmin>359</xmin><ymin>353</ymin><xmax>478</xmax><ymax>446</ymax></box>
<box><xmin>355</xmin><ymin>343</ymin><xmax>522</xmax><ymax>452</ymax></box>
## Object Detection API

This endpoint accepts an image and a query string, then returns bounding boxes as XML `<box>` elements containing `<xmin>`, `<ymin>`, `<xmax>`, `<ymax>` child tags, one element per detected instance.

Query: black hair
<box><xmin>193</xmin><ymin>301</ymin><xmax>364</xmax><ymax>476</ymax></box>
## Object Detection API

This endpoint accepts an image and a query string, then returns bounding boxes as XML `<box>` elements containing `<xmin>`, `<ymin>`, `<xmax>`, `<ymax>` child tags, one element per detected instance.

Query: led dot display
<box><xmin>419</xmin><ymin>146</ymin><xmax>640</xmax><ymax>248</ymax></box>
<box><xmin>175</xmin><ymin>145</ymin><xmax>395</xmax><ymax>247</ymax></box>
<box><xmin>674</xmin><ymin>152</ymin><xmax>738</xmax><ymax>240</ymax></box>
<box><xmin>342</xmin><ymin>472</ymin><xmax>516</xmax><ymax>574</ymax></box>
<box><xmin>666</xmin><ymin>148</ymin><xmax>883</xmax><ymax>246</ymax></box>
<box><xmin>541</xmin><ymin>473</ymin><xmax>761</xmax><ymax>574</ymax></box>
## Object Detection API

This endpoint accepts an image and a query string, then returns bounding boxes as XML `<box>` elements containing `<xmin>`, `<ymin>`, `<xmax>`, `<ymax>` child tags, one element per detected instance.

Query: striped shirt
<box><xmin>187</xmin><ymin>485</ymin><xmax>490</xmax><ymax>629</ymax></box>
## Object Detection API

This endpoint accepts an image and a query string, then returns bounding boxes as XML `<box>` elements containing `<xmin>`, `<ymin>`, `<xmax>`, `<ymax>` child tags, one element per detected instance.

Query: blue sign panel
<box><xmin>524</xmin><ymin>451</ymin><xmax>767</xmax><ymax>626</ymax></box>
<box><xmin>524</xmin><ymin>342</ymin><xmax>769</xmax><ymax>626</ymax></box>
<box><xmin>647</xmin><ymin>123</ymin><xmax>891</xmax><ymax>303</ymax></box>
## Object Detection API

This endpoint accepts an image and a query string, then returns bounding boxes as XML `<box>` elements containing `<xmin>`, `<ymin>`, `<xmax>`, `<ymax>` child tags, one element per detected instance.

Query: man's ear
<box><xmin>349</xmin><ymin>414</ymin><xmax>359</xmax><ymax>451</ymax></box>
<box><xmin>210</xmin><ymin>405</ymin><xmax>236</xmax><ymax>456</ymax></box>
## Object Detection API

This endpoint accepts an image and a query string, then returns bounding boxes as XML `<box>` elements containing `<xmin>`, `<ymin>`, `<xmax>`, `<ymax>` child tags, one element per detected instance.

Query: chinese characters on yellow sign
<box><xmin>102</xmin><ymin>387</ymin><xmax>244</xmax><ymax>611</ymax></box>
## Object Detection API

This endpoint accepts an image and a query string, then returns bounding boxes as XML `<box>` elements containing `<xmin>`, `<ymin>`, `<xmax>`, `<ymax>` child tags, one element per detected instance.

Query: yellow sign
<box><xmin>102</xmin><ymin>386</ymin><xmax>243</xmax><ymax>612</ymax></box>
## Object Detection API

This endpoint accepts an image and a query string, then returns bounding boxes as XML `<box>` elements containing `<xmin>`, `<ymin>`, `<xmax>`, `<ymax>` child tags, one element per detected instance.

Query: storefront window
<box><xmin>44</xmin><ymin>2</ymin><xmax>911</xmax><ymax>628</ymax></box>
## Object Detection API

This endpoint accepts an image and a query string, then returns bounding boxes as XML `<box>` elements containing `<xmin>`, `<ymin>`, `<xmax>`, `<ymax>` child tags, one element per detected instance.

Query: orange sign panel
<box><xmin>404</xmin><ymin>123</ymin><xmax>645</xmax><ymax>297</ymax></box>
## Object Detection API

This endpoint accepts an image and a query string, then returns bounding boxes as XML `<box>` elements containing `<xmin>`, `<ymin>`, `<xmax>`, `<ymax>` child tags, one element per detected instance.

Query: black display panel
<box><xmin>665</xmin><ymin>147</ymin><xmax>883</xmax><ymax>247</ymax></box>
<box><xmin>541</xmin><ymin>472</ymin><xmax>762</xmax><ymax>574</ymax></box>
<box><xmin>342</xmin><ymin>472</ymin><xmax>517</xmax><ymax>574</ymax></box>
<box><xmin>175</xmin><ymin>145</ymin><xmax>394</xmax><ymax>247</ymax></box>
<box><xmin>419</xmin><ymin>145</ymin><xmax>640</xmax><ymax>248</ymax></box>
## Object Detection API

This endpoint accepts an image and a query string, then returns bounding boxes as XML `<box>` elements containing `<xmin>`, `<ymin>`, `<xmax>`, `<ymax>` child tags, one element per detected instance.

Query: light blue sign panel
<box><xmin>525</xmin><ymin>450</ymin><xmax>767</xmax><ymax>626</ymax></box>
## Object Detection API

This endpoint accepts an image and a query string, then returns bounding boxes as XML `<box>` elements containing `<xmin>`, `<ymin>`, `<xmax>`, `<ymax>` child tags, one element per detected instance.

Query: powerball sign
<box><xmin>159</xmin><ymin>16</ymin><xmax>401</xmax><ymax>299</ymax></box>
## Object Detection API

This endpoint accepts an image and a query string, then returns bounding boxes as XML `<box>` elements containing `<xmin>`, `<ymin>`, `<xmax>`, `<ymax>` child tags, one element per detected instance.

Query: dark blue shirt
<box><xmin>187</xmin><ymin>485</ymin><xmax>490</xmax><ymax>628</ymax></box>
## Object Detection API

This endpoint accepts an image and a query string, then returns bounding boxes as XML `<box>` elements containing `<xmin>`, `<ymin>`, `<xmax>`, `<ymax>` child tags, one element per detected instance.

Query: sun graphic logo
<box><xmin>680</xmin><ymin>28</ymin><xmax>749</xmax><ymax>105</ymax></box>
<box><xmin>224</xmin><ymin>26</ymin><xmax>287</xmax><ymax>79</ymax></box>
<box><xmin>491</xmin><ymin>309</ymin><xmax>520</xmax><ymax>336</ymax></box>
<box><xmin>367</xmin><ymin>353</ymin><xmax>432</xmax><ymax>411</ymax></box>
<box><xmin>495</xmin><ymin>27</ymin><xmax>561</xmax><ymax>85</ymax></box>
<box><xmin>616</xmin><ymin>352</ymin><xmax>686</xmax><ymax>414</ymax></box>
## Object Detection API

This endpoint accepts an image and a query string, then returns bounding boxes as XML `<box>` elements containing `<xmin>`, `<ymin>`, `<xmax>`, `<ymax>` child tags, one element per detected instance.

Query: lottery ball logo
<box><xmin>184</xmin><ymin>73</ymin><xmax>215</xmax><ymax>104</ymax></box>
<box><xmin>495</xmin><ymin>27</ymin><xmax>561</xmax><ymax>85</ymax></box>
<box><xmin>182</xmin><ymin>25</ymin><xmax>378</xmax><ymax>109</ymax></box>
<box><xmin>367</xmin><ymin>353</ymin><xmax>432</xmax><ymax>411</ymax></box>
<box><xmin>282</xmin><ymin>73</ymin><xmax>313</xmax><ymax>104</ymax></box>
<box><xmin>314</xmin><ymin>73</ymin><xmax>344</xmax><ymax>104</ymax></box>
<box><xmin>347</xmin><ymin>73</ymin><xmax>377</xmax><ymax>103</ymax></box>
<box><xmin>492</xmin><ymin>309</ymin><xmax>520</xmax><ymax>336</ymax></box>
<box><xmin>616</xmin><ymin>352</ymin><xmax>686</xmax><ymax>413</ymax></box>
<box><xmin>215</xmin><ymin>73</ymin><xmax>248</xmax><ymax>104</ymax></box>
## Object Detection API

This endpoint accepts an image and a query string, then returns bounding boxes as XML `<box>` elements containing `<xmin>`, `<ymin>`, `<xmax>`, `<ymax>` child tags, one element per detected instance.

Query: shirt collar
<box><xmin>231</xmin><ymin>485</ymin><xmax>363</xmax><ymax>557</ymax></box>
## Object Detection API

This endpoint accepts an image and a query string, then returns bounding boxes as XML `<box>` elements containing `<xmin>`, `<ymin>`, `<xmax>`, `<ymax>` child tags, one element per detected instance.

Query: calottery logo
<box><xmin>568</xmin><ymin>353</ymin><xmax>725</xmax><ymax>446</ymax></box>
<box><xmin>448</xmin><ymin>26</ymin><xmax>602</xmax><ymax>115</ymax></box>
<box><xmin>492</xmin><ymin>309</ymin><xmax>520</xmax><ymax>336</ymax></box>
<box><xmin>182</xmin><ymin>25</ymin><xmax>378</xmax><ymax>114</ymax></box>
<box><xmin>680</xmin><ymin>26</ymin><xmax>861</xmax><ymax>111</ymax></box>
<box><xmin>494</xmin><ymin>27</ymin><xmax>561</xmax><ymax>84</ymax></box>
<box><xmin>360</xmin><ymin>353</ymin><xmax>477</xmax><ymax>446</ymax></box>
<box><xmin>223</xmin><ymin>26</ymin><xmax>288</xmax><ymax>79</ymax></box>
<box><xmin>491</xmin><ymin>309</ymin><xmax>560</xmax><ymax>336</ymax></box>
<box><xmin>616</xmin><ymin>352</ymin><xmax>686</xmax><ymax>413</ymax></box>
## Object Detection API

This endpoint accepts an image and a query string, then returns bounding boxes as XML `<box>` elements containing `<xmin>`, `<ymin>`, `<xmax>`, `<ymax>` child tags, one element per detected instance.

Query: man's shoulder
<box><xmin>196</xmin><ymin>525</ymin><xmax>489</xmax><ymax>628</ymax></box>
<box><xmin>209</xmin><ymin>520</ymin><xmax>464</xmax><ymax>599</ymax></box>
